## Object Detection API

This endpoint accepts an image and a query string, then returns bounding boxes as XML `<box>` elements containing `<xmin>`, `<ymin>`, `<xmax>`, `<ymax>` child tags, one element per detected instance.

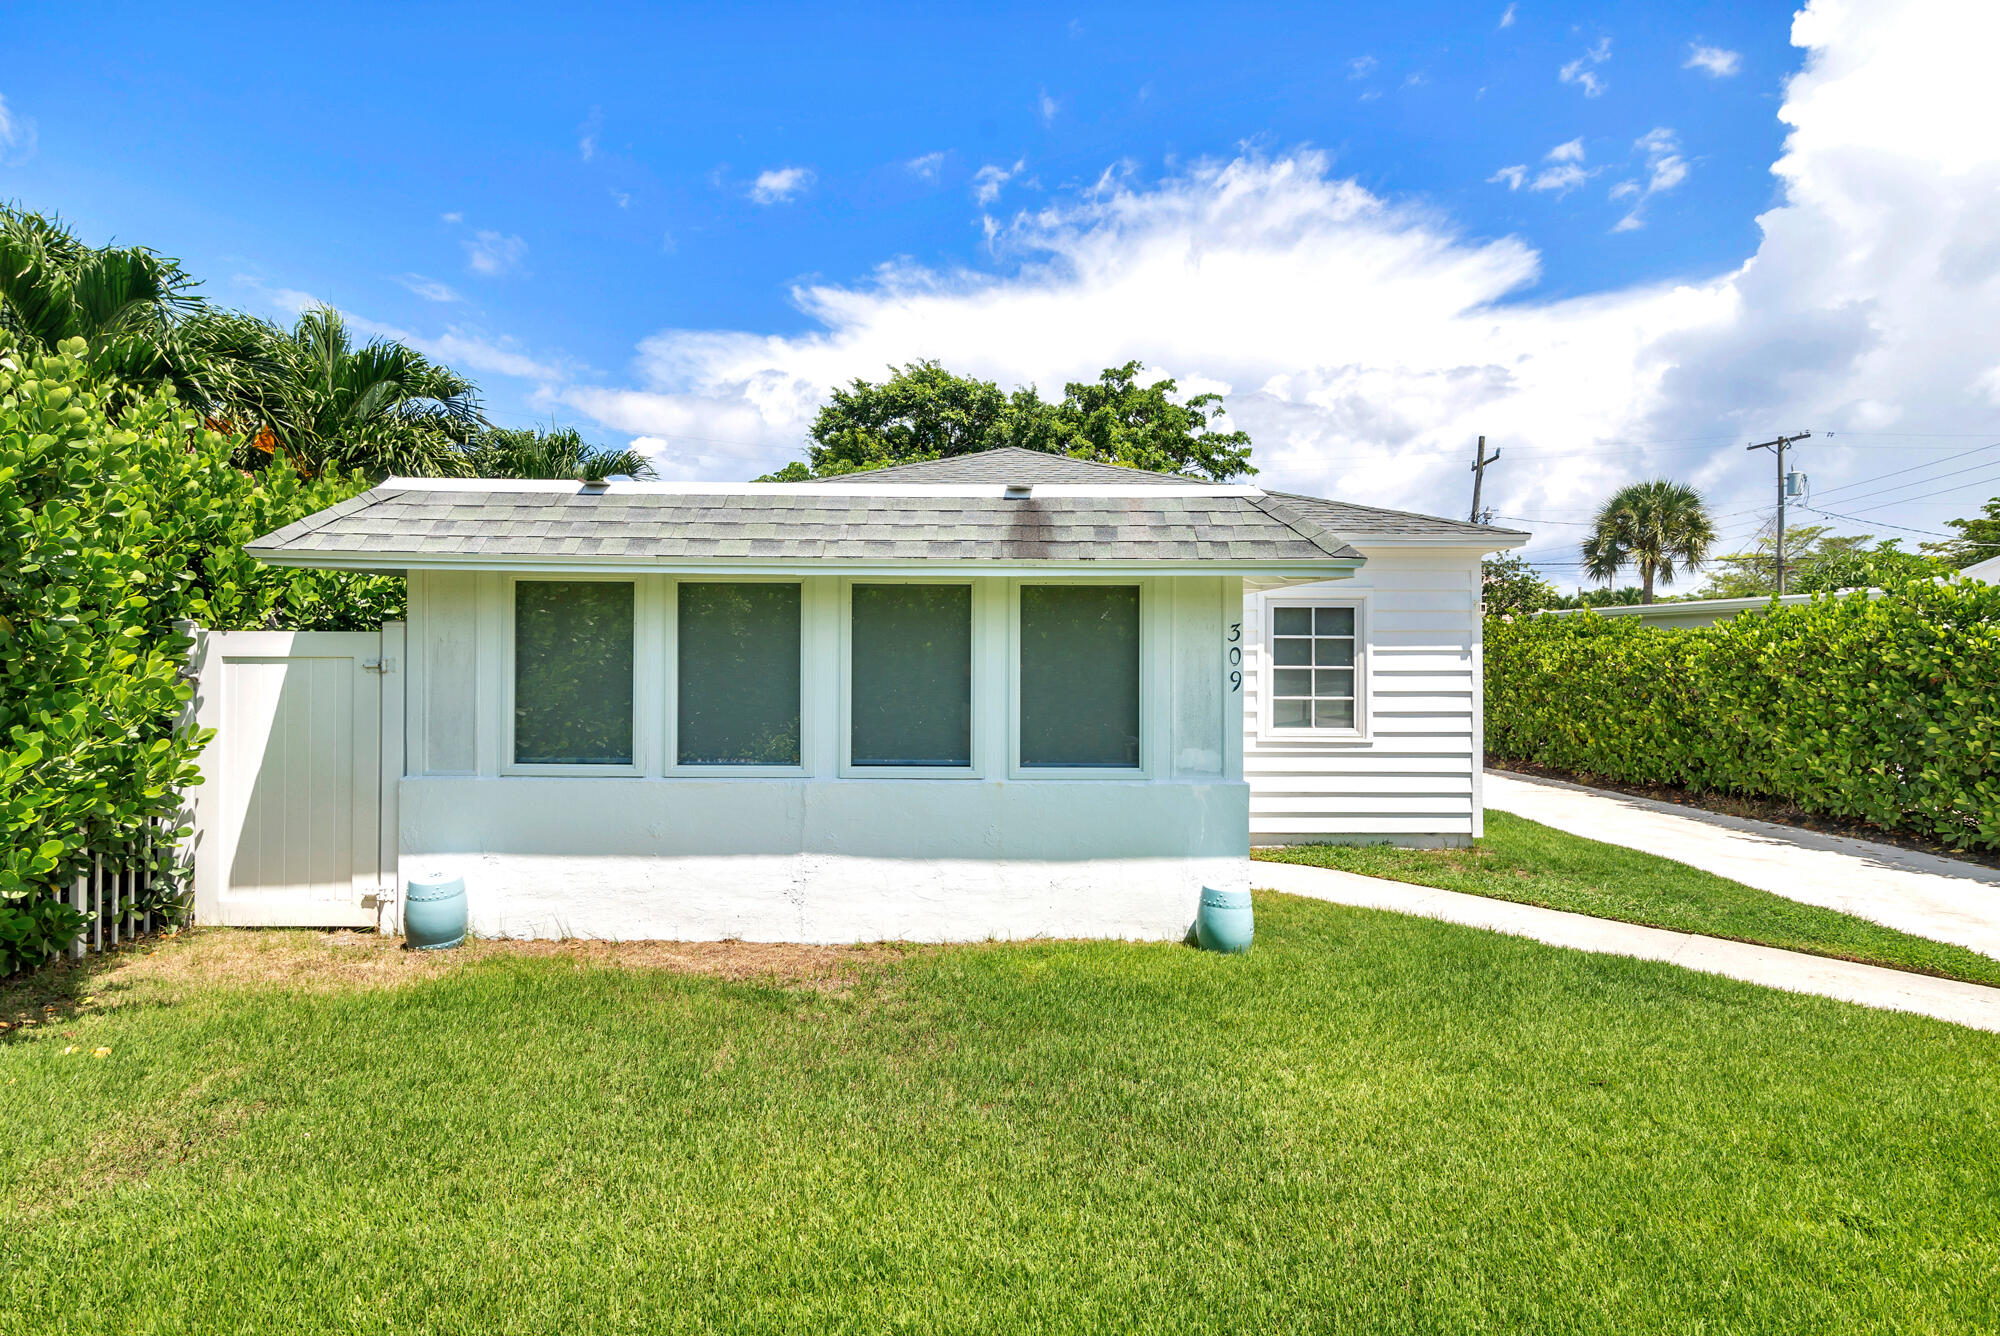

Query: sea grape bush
<box><xmin>0</xmin><ymin>337</ymin><xmax>401</xmax><ymax>969</ymax></box>
<box><xmin>1484</xmin><ymin>579</ymin><xmax>2000</xmax><ymax>853</ymax></box>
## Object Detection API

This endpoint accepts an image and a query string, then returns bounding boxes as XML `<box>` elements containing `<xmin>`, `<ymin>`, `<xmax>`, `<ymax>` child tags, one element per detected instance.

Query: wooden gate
<box><xmin>187</xmin><ymin>626</ymin><xmax>403</xmax><ymax>928</ymax></box>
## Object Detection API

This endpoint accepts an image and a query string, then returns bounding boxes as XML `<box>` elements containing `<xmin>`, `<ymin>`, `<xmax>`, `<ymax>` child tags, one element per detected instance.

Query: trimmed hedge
<box><xmin>1485</xmin><ymin>578</ymin><xmax>2000</xmax><ymax>853</ymax></box>
<box><xmin>0</xmin><ymin>337</ymin><xmax>402</xmax><ymax>970</ymax></box>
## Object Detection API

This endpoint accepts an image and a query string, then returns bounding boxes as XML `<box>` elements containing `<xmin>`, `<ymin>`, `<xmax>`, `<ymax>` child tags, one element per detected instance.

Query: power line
<box><xmin>1809</xmin><ymin>442</ymin><xmax>2000</xmax><ymax>503</ymax></box>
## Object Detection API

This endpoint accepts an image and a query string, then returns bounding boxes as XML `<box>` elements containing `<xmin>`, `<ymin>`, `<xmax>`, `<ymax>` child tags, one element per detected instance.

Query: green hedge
<box><xmin>1485</xmin><ymin>579</ymin><xmax>2000</xmax><ymax>853</ymax></box>
<box><xmin>0</xmin><ymin>337</ymin><xmax>402</xmax><ymax>970</ymax></box>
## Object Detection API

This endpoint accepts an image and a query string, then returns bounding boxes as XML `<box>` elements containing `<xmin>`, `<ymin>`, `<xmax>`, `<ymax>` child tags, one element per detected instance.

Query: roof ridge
<box><xmin>247</xmin><ymin>486</ymin><xmax>403</xmax><ymax>551</ymax></box>
<box><xmin>1265</xmin><ymin>489</ymin><xmax>1530</xmax><ymax>540</ymax></box>
<box><xmin>1248</xmin><ymin>493</ymin><xmax>1357</xmax><ymax>560</ymax></box>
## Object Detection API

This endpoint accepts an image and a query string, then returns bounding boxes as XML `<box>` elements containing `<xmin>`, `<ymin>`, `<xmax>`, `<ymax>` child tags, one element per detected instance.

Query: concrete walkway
<box><xmin>1485</xmin><ymin>770</ymin><xmax>2000</xmax><ymax>962</ymax></box>
<box><xmin>1253</xmin><ymin>860</ymin><xmax>2000</xmax><ymax>1033</ymax></box>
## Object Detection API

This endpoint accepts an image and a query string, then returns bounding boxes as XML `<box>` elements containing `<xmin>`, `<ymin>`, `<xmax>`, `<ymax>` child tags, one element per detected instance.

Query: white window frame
<box><xmin>500</xmin><ymin>573</ymin><xmax>648</xmax><ymax>777</ymax></box>
<box><xmin>1007</xmin><ymin>578</ymin><xmax>1154</xmax><ymax>780</ymax></box>
<box><xmin>1256</xmin><ymin>592</ymin><xmax>1369</xmax><ymax>743</ymax></box>
<box><xmin>664</xmin><ymin>577</ymin><xmax>810</xmax><ymax>778</ymax></box>
<box><xmin>838</xmin><ymin>576</ymin><xmax>986</xmax><ymax>779</ymax></box>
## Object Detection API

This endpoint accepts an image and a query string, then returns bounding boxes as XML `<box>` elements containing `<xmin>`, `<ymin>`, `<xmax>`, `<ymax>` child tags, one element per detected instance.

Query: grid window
<box><xmin>1019</xmin><ymin>585</ymin><xmax>1141</xmax><ymax>769</ymax></box>
<box><xmin>850</xmin><ymin>584</ymin><xmax>973</xmax><ymax>767</ymax></box>
<box><xmin>1269</xmin><ymin>604</ymin><xmax>1357</xmax><ymax>730</ymax></box>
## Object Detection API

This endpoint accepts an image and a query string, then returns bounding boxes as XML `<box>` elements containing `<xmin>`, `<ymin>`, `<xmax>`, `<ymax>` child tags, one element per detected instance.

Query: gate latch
<box><xmin>362</xmin><ymin>656</ymin><xmax>397</xmax><ymax>674</ymax></box>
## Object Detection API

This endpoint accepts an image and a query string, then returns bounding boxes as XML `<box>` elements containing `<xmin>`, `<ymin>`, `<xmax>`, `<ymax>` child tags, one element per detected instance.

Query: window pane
<box><xmin>1315</xmin><ymin>606</ymin><xmax>1355</xmax><ymax>636</ymax></box>
<box><xmin>1315</xmin><ymin>669</ymin><xmax>1354</xmax><ymax>698</ymax></box>
<box><xmin>1273</xmin><ymin>668</ymin><xmax>1313</xmax><ymax>697</ymax></box>
<box><xmin>1273</xmin><ymin>699</ymin><xmax>1311</xmax><ymax>728</ymax></box>
<box><xmin>678</xmin><ymin>583</ymin><xmax>801</xmax><ymax>766</ymax></box>
<box><xmin>851</xmin><ymin>584</ymin><xmax>971</xmax><ymax>766</ymax></box>
<box><xmin>1315</xmin><ymin>699</ymin><xmax>1356</xmax><ymax>729</ymax></box>
<box><xmin>1315</xmin><ymin>638</ymin><xmax>1355</xmax><ymax>667</ymax></box>
<box><xmin>1274</xmin><ymin>607</ymin><xmax>1312</xmax><ymax>636</ymax></box>
<box><xmin>1273</xmin><ymin>638</ymin><xmax>1312</xmax><ymax>666</ymax></box>
<box><xmin>514</xmin><ymin>581</ymin><xmax>634</xmax><ymax>765</ymax></box>
<box><xmin>1020</xmin><ymin>585</ymin><xmax>1140</xmax><ymax>768</ymax></box>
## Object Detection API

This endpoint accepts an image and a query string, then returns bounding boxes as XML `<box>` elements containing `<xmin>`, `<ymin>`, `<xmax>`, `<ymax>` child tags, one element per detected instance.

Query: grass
<box><xmin>4</xmin><ymin>913</ymin><xmax>2000</xmax><ymax>1335</ymax></box>
<box><xmin>1255</xmin><ymin>810</ymin><xmax>2000</xmax><ymax>988</ymax></box>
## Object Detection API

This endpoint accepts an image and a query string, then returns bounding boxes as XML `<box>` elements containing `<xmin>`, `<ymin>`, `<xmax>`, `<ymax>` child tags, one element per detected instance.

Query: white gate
<box><xmin>187</xmin><ymin>625</ymin><xmax>403</xmax><ymax>928</ymax></box>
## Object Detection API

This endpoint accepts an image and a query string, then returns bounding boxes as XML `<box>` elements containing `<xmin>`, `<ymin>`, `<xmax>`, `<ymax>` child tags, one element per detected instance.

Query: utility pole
<box><xmin>1746</xmin><ymin>431</ymin><xmax>1812</xmax><ymax>594</ymax></box>
<box><xmin>1469</xmin><ymin>435</ymin><xmax>1501</xmax><ymax>524</ymax></box>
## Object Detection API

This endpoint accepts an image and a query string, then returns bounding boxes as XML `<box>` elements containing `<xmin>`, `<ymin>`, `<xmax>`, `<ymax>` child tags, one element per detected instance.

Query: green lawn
<box><xmin>5</xmin><ymin>910</ymin><xmax>1999</xmax><ymax>1335</ymax></box>
<box><xmin>1256</xmin><ymin>810</ymin><xmax>2000</xmax><ymax>988</ymax></box>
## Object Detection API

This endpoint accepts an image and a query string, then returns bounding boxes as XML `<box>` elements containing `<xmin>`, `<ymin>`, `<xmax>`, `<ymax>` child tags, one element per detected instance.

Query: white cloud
<box><xmin>1348</xmin><ymin>56</ymin><xmax>1377</xmax><ymax>79</ymax></box>
<box><xmin>1546</xmin><ymin>138</ymin><xmax>1586</xmax><ymax>163</ymax></box>
<box><xmin>1499</xmin><ymin>3</ymin><xmax>1517</xmax><ymax>28</ymax></box>
<box><xmin>1497</xmin><ymin>139</ymin><xmax>1593</xmax><ymax>195</ymax></box>
<box><xmin>0</xmin><ymin>92</ymin><xmax>38</xmax><ymax>164</ymax></box>
<box><xmin>972</xmin><ymin>158</ymin><xmax>1026</xmax><ymax>206</ymax></box>
<box><xmin>749</xmin><ymin>166</ymin><xmax>814</xmax><ymax>205</ymax></box>
<box><xmin>463</xmin><ymin>230</ymin><xmax>528</xmax><ymax>276</ymax></box>
<box><xmin>907</xmin><ymin>151</ymin><xmax>947</xmax><ymax>181</ymax></box>
<box><xmin>440</xmin><ymin>211</ymin><xmax>463</xmax><ymax>224</ymax></box>
<box><xmin>1559</xmin><ymin>37</ymin><xmax>1612</xmax><ymax>97</ymax></box>
<box><xmin>1530</xmin><ymin>163</ymin><xmax>1590</xmax><ymax>193</ymax></box>
<box><xmin>1686</xmin><ymin>44</ymin><xmax>1743</xmax><ymax>77</ymax></box>
<box><xmin>240</xmin><ymin>278</ymin><xmax>567</xmax><ymax>382</ymax></box>
<box><xmin>433</xmin><ymin>0</ymin><xmax>2000</xmax><ymax>583</ymax></box>
<box><xmin>1038</xmin><ymin>89</ymin><xmax>1059</xmax><ymax>126</ymax></box>
<box><xmin>1612</xmin><ymin>128</ymin><xmax>1689</xmax><ymax>231</ymax></box>
<box><xmin>1488</xmin><ymin>164</ymin><xmax>1527</xmax><ymax>190</ymax></box>
<box><xmin>396</xmin><ymin>274</ymin><xmax>462</xmax><ymax>303</ymax></box>
<box><xmin>611</xmin><ymin>189</ymin><xmax>631</xmax><ymax>208</ymax></box>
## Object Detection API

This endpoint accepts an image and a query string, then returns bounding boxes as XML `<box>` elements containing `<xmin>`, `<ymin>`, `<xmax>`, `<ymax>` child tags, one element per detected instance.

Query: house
<box><xmin>1537</xmin><ymin>591</ymin><xmax>1883</xmax><ymax>629</ymax></box>
<box><xmin>1962</xmin><ymin>553</ymin><xmax>2000</xmax><ymax>583</ymax></box>
<box><xmin>244</xmin><ymin>448</ymin><xmax>1525</xmax><ymax>942</ymax></box>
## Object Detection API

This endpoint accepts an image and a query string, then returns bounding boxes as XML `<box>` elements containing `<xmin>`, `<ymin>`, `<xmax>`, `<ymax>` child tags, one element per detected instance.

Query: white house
<box><xmin>1963</xmin><ymin>553</ymin><xmax>2000</xmax><ymax>584</ymax></box>
<box><xmin>243</xmin><ymin>449</ymin><xmax>1524</xmax><ymax>942</ymax></box>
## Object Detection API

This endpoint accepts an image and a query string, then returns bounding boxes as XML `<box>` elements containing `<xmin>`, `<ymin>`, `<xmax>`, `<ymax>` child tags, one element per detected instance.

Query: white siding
<box><xmin>1245</xmin><ymin>547</ymin><xmax>1483</xmax><ymax>846</ymax></box>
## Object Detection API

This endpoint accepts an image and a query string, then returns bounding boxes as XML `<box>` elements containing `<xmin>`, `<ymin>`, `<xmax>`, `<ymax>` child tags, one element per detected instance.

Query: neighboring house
<box><xmin>1962</xmin><ymin>553</ymin><xmax>2000</xmax><ymax>583</ymax></box>
<box><xmin>245</xmin><ymin>448</ymin><xmax>1524</xmax><ymax>942</ymax></box>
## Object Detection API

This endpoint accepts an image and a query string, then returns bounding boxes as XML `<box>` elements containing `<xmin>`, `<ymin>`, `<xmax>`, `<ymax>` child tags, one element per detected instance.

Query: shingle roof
<box><xmin>1262</xmin><ymin>492</ymin><xmax>1529</xmax><ymax>543</ymax></box>
<box><xmin>247</xmin><ymin>483</ymin><xmax>1365</xmax><ymax>571</ymax></box>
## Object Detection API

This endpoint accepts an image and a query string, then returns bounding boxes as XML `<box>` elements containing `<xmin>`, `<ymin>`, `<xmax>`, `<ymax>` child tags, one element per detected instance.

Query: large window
<box><xmin>677</xmin><ymin>582</ymin><xmax>801</xmax><ymax>767</ymax></box>
<box><xmin>1019</xmin><ymin>585</ymin><xmax>1141</xmax><ymax>769</ymax></box>
<box><xmin>1267</xmin><ymin>603</ymin><xmax>1359</xmax><ymax>732</ymax></box>
<box><xmin>513</xmin><ymin>580</ymin><xmax>635</xmax><ymax>765</ymax></box>
<box><xmin>849</xmin><ymin>584</ymin><xmax>972</xmax><ymax>767</ymax></box>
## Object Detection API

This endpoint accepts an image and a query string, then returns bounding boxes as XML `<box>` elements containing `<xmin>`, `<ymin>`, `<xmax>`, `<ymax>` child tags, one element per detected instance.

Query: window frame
<box><xmin>500</xmin><ymin>572</ymin><xmax>647</xmax><ymax>777</ymax></box>
<box><xmin>838</xmin><ymin>576</ymin><xmax>986</xmax><ymax>779</ymax></box>
<box><xmin>1256</xmin><ymin>592</ymin><xmax>1370</xmax><ymax>743</ymax></box>
<box><xmin>1007</xmin><ymin>578</ymin><xmax>1154</xmax><ymax>780</ymax></box>
<box><xmin>664</xmin><ymin>576</ymin><xmax>811</xmax><ymax>778</ymax></box>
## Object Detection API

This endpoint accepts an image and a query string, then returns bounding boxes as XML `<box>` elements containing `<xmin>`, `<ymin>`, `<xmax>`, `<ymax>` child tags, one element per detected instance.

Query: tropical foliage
<box><xmin>764</xmin><ymin>358</ymin><xmax>1256</xmax><ymax>481</ymax></box>
<box><xmin>1579</xmin><ymin>479</ymin><xmax>1716</xmax><ymax>604</ymax></box>
<box><xmin>0</xmin><ymin>335</ymin><xmax>400</xmax><ymax>970</ymax></box>
<box><xmin>465</xmin><ymin>424</ymin><xmax>656</xmax><ymax>480</ymax></box>
<box><xmin>1696</xmin><ymin>524</ymin><xmax>1946</xmax><ymax>598</ymax></box>
<box><xmin>1927</xmin><ymin>494</ymin><xmax>2000</xmax><ymax>569</ymax></box>
<box><xmin>1479</xmin><ymin>553</ymin><xmax>1560</xmax><ymax>615</ymax></box>
<box><xmin>1485</xmin><ymin>575</ymin><xmax>2000</xmax><ymax>853</ymax></box>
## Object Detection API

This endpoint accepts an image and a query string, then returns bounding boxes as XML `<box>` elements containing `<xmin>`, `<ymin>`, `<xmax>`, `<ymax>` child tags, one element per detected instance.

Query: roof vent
<box><xmin>1003</xmin><ymin>483</ymin><xmax>1033</xmax><ymax>500</ymax></box>
<box><xmin>577</xmin><ymin>477</ymin><xmax>611</xmax><ymax>493</ymax></box>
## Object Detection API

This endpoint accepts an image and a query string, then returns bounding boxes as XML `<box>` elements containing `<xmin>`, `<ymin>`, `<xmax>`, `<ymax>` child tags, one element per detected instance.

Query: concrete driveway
<box><xmin>1485</xmin><ymin>770</ymin><xmax>2000</xmax><ymax>962</ymax></box>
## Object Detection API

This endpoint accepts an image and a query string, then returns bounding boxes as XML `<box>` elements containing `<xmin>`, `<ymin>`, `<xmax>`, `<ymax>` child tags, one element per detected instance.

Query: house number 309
<box><xmin>1226</xmin><ymin>622</ymin><xmax>1242</xmax><ymax>692</ymax></box>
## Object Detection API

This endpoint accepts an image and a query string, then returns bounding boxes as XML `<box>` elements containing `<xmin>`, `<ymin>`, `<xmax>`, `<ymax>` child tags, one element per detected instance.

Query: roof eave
<box><xmin>244</xmin><ymin>548</ymin><xmax>1368</xmax><ymax>580</ymax></box>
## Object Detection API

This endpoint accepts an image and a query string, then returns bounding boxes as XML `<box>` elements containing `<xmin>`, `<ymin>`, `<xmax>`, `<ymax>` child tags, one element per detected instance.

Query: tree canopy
<box><xmin>764</xmin><ymin>359</ymin><xmax>1256</xmax><ymax>482</ymax></box>
<box><xmin>1927</xmin><ymin>495</ymin><xmax>2000</xmax><ymax>570</ymax></box>
<box><xmin>1580</xmin><ymin>480</ymin><xmax>1716</xmax><ymax>604</ymax></box>
<box><xmin>1696</xmin><ymin>524</ymin><xmax>1946</xmax><ymax>598</ymax></box>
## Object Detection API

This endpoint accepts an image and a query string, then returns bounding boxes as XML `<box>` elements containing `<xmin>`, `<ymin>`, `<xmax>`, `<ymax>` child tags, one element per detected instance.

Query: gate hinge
<box><xmin>362</xmin><ymin>656</ymin><xmax>397</xmax><ymax>674</ymax></box>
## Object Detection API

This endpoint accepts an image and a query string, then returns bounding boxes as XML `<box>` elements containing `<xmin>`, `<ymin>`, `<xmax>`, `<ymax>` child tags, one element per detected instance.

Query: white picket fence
<box><xmin>43</xmin><ymin>818</ymin><xmax>180</xmax><ymax>965</ymax></box>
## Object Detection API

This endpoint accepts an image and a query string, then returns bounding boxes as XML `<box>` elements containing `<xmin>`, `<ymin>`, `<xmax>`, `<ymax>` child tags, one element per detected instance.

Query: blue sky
<box><xmin>6</xmin><ymin>0</ymin><xmax>1996</xmax><ymax>585</ymax></box>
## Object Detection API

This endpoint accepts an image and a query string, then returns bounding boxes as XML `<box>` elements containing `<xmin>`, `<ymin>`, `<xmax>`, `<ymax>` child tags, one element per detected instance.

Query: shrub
<box><xmin>0</xmin><ymin>336</ymin><xmax>401</xmax><ymax>968</ymax></box>
<box><xmin>1485</xmin><ymin>578</ymin><xmax>2000</xmax><ymax>852</ymax></box>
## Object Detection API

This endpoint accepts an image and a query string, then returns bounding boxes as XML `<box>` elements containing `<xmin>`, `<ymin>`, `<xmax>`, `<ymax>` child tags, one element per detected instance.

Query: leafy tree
<box><xmin>466</xmin><ymin>425</ymin><xmax>656</xmax><ymax>480</ymax></box>
<box><xmin>1926</xmin><ymin>495</ymin><xmax>2000</xmax><ymax>569</ymax></box>
<box><xmin>774</xmin><ymin>358</ymin><xmax>1256</xmax><ymax>481</ymax></box>
<box><xmin>1697</xmin><ymin>525</ymin><xmax>1947</xmax><ymax>597</ymax></box>
<box><xmin>1480</xmin><ymin>554</ymin><xmax>1560</xmax><ymax>615</ymax></box>
<box><xmin>1580</xmin><ymin>480</ymin><xmax>1716</xmax><ymax>604</ymax></box>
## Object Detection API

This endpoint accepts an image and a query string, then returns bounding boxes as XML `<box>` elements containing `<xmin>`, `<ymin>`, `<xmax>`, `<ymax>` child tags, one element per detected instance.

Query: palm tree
<box><xmin>1581</xmin><ymin>480</ymin><xmax>1717</xmax><ymax>604</ymax></box>
<box><xmin>465</xmin><ymin>425</ymin><xmax>656</xmax><ymax>480</ymax></box>
<box><xmin>258</xmin><ymin>306</ymin><xmax>483</xmax><ymax>477</ymax></box>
